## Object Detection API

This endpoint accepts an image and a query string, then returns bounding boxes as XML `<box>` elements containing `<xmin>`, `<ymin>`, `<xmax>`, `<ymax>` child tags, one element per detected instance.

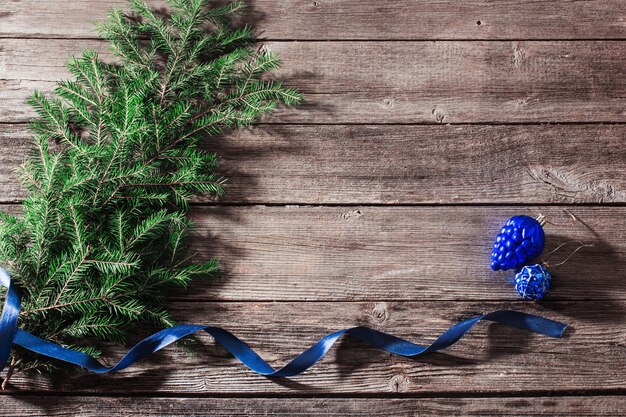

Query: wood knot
<box><xmin>513</xmin><ymin>98</ymin><xmax>529</xmax><ymax>107</ymax></box>
<box><xmin>371</xmin><ymin>302</ymin><xmax>389</xmax><ymax>324</ymax></box>
<box><xmin>432</xmin><ymin>108</ymin><xmax>446</xmax><ymax>123</ymax></box>
<box><xmin>527</xmin><ymin>166</ymin><xmax>622</xmax><ymax>202</ymax></box>
<box><xmin>340</xmin><ymin>209</ymin><xmax>363</xmax><ymax>220</ymax></box>
<box><xmin>389</xmin><ymin>374</ymin><xmax>410</xmax><ymax>392</ymax></box>
<box><xmin>381</xmin><ymin>98</ymin><xmax>395</xmax><ymax>109</ymax></box>
<box><xmin>512</xmin><ymin>43</ymin><xmax>526</xmax><ymax>69</ymax></box>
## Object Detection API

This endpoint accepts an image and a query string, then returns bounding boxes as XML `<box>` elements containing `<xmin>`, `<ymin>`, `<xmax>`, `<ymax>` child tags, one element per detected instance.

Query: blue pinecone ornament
<box><xmin>490</xmin><ymin>215</ymin><xmax>545</xmax><ymax>271</ymax></box>
<box><xmin>514</xmin><ymin>264</ymin><xmax>551</xmax><ymax>300</ymax></box>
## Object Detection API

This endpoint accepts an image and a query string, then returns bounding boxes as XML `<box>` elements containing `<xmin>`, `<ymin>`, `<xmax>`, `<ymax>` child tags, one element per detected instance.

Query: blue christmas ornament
<box><xmin>490</xmin><ymin>215</ymin><xmax>545</xmax><ymax>271</ymax></box>
<box><xmin>514</xmin><ymin>264</ymin><xmax>551</xmax><ymax>300</ymax></box>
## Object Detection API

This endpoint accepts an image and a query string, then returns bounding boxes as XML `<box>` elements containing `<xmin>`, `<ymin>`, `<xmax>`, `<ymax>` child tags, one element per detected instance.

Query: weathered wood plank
<box><xmin>0</xmin><ymin>396</ymin><xmax>624</xmax><ymax>416</ymax></box>
<box><xmin>0</xmin><ymin>205</ymin><xmax>620</xmax><ymax>301</ymax></box>
<box><xmin>1</xmin><ymin>0</ymin><xmax>626</xmax><ymax>40</ymax></box>
<box><xmin>2</xmin><ymin>300</ymin><xmax>624</xmax><ymax>393</ymax></box>
<box><xmin>2</xmin><ymin>124</ymin><xmax>625</xmax><ymax>204</ymax></box>
<box><xmin>2</xmin><ymin>40</ymin><xmax>625</xmax><ymax>123</ymax></box>
<box><xmin>186</xmin><ymin>205</ymin><xmax>626</xmax><ymax>301</ymax></box>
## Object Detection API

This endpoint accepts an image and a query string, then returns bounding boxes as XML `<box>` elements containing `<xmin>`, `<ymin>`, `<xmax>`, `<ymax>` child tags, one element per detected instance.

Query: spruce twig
<box><xmin>0</xmin><ymin>0</ymin><xmax>301</xmax><ymax>376</ymax></box>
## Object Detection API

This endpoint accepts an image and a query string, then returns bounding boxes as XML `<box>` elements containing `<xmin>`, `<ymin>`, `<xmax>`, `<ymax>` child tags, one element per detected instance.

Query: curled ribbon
<box><xmin>0</xmin><ymin>268</ymin><xmax>567</xmax><ymax>377</ymax></box>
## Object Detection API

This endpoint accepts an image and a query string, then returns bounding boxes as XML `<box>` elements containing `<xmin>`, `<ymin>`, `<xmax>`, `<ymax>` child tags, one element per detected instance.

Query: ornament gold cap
<box><xmin>535</xmin><ymin>214</ymin><xmax>546</xmax><ymax>227</ymax></box>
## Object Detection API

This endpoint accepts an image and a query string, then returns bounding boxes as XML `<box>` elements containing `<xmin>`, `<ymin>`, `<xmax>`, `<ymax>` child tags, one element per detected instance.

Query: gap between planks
<box><xmin>0</xmin><ymin>395</ymin><xmax>624</xmax><ymax>417</ymax></box>
<box><xmin>1</xmin><ymin>391</ymin><xmax>625</xmax><ymax>399</ymax></box>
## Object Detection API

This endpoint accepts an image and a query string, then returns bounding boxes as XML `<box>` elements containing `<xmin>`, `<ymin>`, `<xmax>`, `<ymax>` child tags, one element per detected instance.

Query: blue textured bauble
<box><xmin>514</xmin><ymin>264</ymin><xmax>551</xmax><ymax>300</ymax></box>
<box><xmin>490</xmin><ymin>215</ymin><xmax>545</xmax><ymax>271</ymax></box>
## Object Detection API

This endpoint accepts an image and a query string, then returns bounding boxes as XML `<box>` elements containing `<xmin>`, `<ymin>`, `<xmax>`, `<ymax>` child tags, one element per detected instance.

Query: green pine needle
<box><xmin>0</xmin><ymin>0</ymin><xmax>300</xmax><ymax>376</ymax></box>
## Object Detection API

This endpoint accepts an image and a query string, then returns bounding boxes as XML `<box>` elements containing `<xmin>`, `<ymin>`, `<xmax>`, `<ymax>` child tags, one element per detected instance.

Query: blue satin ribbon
<box><xmin>0</xmin><ymin>267</ymin><xmax>567</xmax><ymax>377</ymax></box>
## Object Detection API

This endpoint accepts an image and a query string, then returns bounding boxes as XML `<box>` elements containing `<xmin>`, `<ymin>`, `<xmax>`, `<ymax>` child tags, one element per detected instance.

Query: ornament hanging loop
<box><xmin>541</xmin><ymin>241</ymin><xmax>594</xmax><ymax>269</ymax></box>
<box><xmin>532</xmin><ymin>209</ymin><xmax>578</xmax><ymax>228</ymax></box>
<box><xmin>531</xmin><ymin>211</ymin><xmax>592</xmax><ymax>268</ymax></box>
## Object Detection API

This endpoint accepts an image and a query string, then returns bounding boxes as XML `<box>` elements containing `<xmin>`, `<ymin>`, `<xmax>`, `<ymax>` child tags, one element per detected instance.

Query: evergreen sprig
<box><xmin>0</xmin><ymin>0</ymin><xmax>300</xmax><ymax>382</ymax></box>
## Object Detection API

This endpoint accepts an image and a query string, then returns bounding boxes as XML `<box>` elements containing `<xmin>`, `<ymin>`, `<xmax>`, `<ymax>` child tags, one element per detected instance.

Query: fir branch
<box><xmin>0</xmin><ymin>0</ymin><xmax>301</xmax><ymax>380</ymax></box>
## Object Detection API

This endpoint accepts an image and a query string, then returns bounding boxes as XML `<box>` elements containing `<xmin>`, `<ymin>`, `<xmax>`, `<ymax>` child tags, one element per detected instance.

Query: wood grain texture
<box><xmin>1</xmin><ymin>0</ymin><xmax>624</xmax><ymax>408</ymax></box>
<box><xmin>2</xmin><ymin>300</ymin><xmax>624</xmax><ymax>394</ymax></box>
<box><xmin>1</xmin><ymin>0</ymin><xmax>626</xmax><ymax>40</ymax></box>
<box><xmin>0</xmin><ymin>396</ymin><xmax>624</xmax><ymax>416</ymax></box>
<box><xmin>2</xmin><ymin>40</ymin><xmax>626</xmax><ymax>123</ymax></box>
<box><xmin>2</xmin><ymin>124</ymin><xmax>624</xmax><ymax>204</ymax></box>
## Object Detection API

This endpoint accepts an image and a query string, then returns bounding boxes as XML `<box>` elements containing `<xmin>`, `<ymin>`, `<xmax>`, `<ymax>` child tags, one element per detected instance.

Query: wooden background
<box><xmin>1</xmin><ymin>0</ymin><xmax>625</xmax><ymax>415</ymax></box>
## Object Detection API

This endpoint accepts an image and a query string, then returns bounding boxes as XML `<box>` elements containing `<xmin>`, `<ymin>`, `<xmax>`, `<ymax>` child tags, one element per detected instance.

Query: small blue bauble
<box><xmin>490</xmin><ymin>215</ymin><xmax>545</xmax><ymax>271</ymax></box>
<box><xmin>514</xmin><ymin>264</ymin><xmax>551</xmax><ymax>300</ymax></box>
